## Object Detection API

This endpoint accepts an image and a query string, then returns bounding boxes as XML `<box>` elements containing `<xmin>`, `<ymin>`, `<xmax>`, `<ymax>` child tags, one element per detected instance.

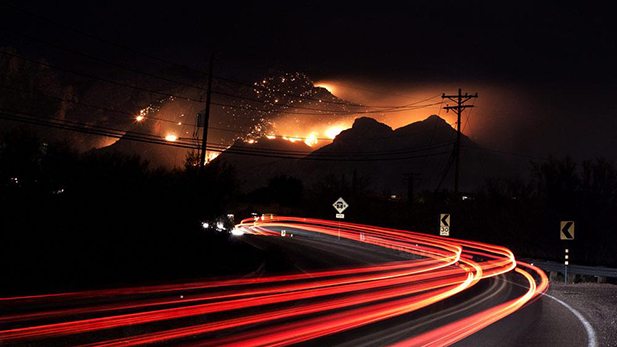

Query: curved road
<box><xmin>241</xmin><ymin>227</ymin><xmax>590</xmax><ymax>347</ymax></box>
<box><xmin>0</xmin><ymin>217</ymin><xmax>593</xmax><ymax>347</ymax></box>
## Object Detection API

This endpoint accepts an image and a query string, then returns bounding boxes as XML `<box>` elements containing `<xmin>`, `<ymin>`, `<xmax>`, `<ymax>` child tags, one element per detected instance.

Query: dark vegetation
<box><xmin>0</xmin><ymin>128</ymin><xmax>260</xmax><ymax>296</ymax></box>
<box><xmin>237</xmin><ymin>157</ymin><xmax>617</xmax><ymax>269</ymax></box>
<box><xmin>2</xmin><ymin>128</ymin><xmax>616</xmax><ymax>295</ymax></box>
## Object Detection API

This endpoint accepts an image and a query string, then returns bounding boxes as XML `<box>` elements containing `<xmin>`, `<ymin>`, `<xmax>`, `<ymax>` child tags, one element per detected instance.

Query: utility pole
<box><xmin>199</xmin><ymin>54</ymin><xmax>215</xmax><ymax>171</ymax></box>
<box><xmin>442</xmin><ymin>89</ymin><xmax>477</xmax><ymax>197</ymax></box>
<box><xmin>404</xmin><ymin>172</ymin><xmax>421</xmax><ymax>205</ymax></box>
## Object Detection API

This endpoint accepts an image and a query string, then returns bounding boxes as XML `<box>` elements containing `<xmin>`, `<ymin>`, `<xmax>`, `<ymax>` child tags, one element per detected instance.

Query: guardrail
<box><xmin>522</xmin><ymin>259</ymin><xmax>617</xmax><ymax>278</ymax></box>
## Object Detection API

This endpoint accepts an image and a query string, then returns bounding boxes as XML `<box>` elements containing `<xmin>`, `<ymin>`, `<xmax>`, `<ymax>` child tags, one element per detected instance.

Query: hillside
<box><xmin>214</xmin><ymin>115</ymin><xmax>525</xmax><ymax>194</ymax></box>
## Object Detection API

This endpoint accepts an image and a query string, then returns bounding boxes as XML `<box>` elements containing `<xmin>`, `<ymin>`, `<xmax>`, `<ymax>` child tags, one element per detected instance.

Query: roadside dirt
<box><xmin>548</xmin><ymin>283</ymin><xmax>617</xmax><ymax>347</ymax></box>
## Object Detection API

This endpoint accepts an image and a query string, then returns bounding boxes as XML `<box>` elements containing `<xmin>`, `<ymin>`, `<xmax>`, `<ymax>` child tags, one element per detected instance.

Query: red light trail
<box><xmin>0</xmin><ymin>217</ymin><xmax>548</xmax><ymax>346</ymax></box>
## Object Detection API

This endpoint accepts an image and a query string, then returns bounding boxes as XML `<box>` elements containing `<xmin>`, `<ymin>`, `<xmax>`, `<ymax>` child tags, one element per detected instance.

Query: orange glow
<box><xmin>164</xmin><ymin>135</ymin><xmax>177</xmax><ymax>142</ymax></box>
<box><xmin>135</xmin><ymin>115</ymin><xmax>145</xmax><ymax>122</ymax></box>
<box><xmin>206</xmin><ymin>152</ymin><xmax>219</xmax><ymax>163</ymax></box>
<box><xmin>325</xmin><ymin>125</ymin><xmax>346</xmax><ymax>139</ymax></box>
<box><xmin>304</xmin><ymin>132</ymin><xmax>318</xmax><ymax>146</ymax></box>
<box><xmin>314</xmin><ymin>82</ymin><xmax>336</xmax><ymax>95</ymax></box>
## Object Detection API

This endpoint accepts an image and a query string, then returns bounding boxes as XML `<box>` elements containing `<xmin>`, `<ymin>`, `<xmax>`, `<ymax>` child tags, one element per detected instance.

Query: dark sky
<box><xmin>2</xmin><ymin>1</ymin><xmax>616</xmax><ymax>160</ymax></box>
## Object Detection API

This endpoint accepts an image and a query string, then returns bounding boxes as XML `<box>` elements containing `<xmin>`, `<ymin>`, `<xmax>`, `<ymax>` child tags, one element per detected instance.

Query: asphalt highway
<box><xmin>0</xmin><ymin>217</ymin><xmax>593</xmax><ymax>347</ymax></box>
<box><xmin>240</xmin><ymin>229</ymin><xmax>589</xmax><ymax>347</ymax></box>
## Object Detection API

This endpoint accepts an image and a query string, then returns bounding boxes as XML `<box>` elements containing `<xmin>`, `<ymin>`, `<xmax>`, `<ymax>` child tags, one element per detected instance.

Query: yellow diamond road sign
<box><xmin>560</xmin><ymin>221</ymin><xmax>575</xmax><ymax>240</ymax></box>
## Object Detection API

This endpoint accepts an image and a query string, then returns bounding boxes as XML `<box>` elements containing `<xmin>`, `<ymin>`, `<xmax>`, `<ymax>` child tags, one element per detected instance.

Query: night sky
<box><xmin>2</xmin><ymin>1</ymin><xmax>616</xmax><ymax>160</ymax></box>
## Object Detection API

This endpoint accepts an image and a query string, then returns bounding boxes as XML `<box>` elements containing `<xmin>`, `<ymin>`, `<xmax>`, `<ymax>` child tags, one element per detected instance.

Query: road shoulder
<box><xmin>548</xmin><ymin>283</ymin><xmax>617</xmax><ymax>347</ymax></box>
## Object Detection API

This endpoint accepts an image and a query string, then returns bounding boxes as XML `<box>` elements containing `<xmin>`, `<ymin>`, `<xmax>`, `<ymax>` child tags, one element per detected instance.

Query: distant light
<box><xmin>135</xmin><ymin>115</ymin><xmax>145</xmax><ymax>122</ymax></box>
<box><xmin>266</xmin><ymin>135</ymin><xmax>276</xmax><ymax>139</ymax></box>
<box><xmin>177</xmin><ymin>122</ymin><xmax>182</xmax><ymax>125</ymax></box>
<box><xmin>216</xmin><ymin>222</ymin><xmax>225</xmax><ymax>231</ymax></box>
<box><xmin>565</xmin><ymin>249</ymin><xmax>569</xmax><ymax>253</ymax></box>
<box><xmin>565</xmin><ymin>261</ymin><xmax>569</xmax><ymax>266</ymax></box>
<box><xmin>390</xmin><ymin>195</ymin><xmax>397</xmax><ymax>199</ymax></box>
<box><xmin>201</xmin><ymin>222</ymin><xmax>209</xmax><ymax>229</ymax></box>
<box><xmin>565</xmin><ymin>255</ymin><xmax>569</xmax><ymax>259</ymax></box>
<box><xmin>231</xmin><ymin>228</ymin><xmax>244</xmax><ymax>236</ymax></box>
<box><xmin>247</xmin><ymin>139</ymin><xmax>256</xmax><ymax>144</ymax></box>
<box><xmin>10</xmin><ymin>177</ymin><xmax>19</xmax><ymax>184</ymax></box>
<box><xmin>165</xmin><ymin>135</ymin><xmax>177</xmax><ymax>142</ymax></box>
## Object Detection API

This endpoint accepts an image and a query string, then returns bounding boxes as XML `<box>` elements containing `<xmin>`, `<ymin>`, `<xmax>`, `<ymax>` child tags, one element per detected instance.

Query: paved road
<box><xmin>0</xmin><ymin>220</ymin><xmax>594</xmax><ymax>347</ymax></box>
<box><xmin>239</xmin><ymin>230</ymin><xmax>591</xmax><ymax>347</ymax></box>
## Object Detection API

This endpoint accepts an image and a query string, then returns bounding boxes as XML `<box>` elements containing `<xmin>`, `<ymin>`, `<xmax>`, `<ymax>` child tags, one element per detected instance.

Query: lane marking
<box><xmin>503</xmin><ymin>275</ymin><xmax>598</xmax><ymax>347</ymax></box>
<box><xmin>543</xmin><ymin>293</ymin><xmax>598</xmax><ymax>347</ymax></box>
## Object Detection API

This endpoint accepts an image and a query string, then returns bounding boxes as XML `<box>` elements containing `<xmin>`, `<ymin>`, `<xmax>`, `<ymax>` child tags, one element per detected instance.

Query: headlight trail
<box><xmin>0</xmin><ymin>217</ymin><xmax>548</xmax><ymax>347</ymax></box>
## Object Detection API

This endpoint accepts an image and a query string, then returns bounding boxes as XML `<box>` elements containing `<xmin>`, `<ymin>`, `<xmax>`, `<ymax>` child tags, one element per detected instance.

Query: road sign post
<box><xmin>333</xmin><ymin>197</ymin><xmax>349</xmax><ymax>240</ymax></box>
<box><xmin>565</xmin><ymin>248</ymin><xmax>569</xmax><ymax>284</ymax></box>
<box><xmin>560</xmin><ymin>221</ymin><xmax>574</xmax><ymax>284</ymax></box>
<box><xmin>439</xmin><ymin>214</ymin><xmax>450</xmax><ymax>236</ymax></box>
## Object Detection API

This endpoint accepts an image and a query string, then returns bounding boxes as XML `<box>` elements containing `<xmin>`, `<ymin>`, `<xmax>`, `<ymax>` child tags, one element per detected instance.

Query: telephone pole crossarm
<box><xmin>441</xmin><ymin>89</ymin><xmax>478</xmax><ymax>197</ymax></box>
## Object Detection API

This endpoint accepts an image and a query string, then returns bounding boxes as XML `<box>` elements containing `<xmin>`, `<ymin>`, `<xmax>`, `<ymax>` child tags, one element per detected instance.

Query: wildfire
<box><xmin>259</xmin><ymin>124</ymin><xmax>349</xmax><ymax>148</ymax></box>
<box><xmin>206</xmin><ymin>151</ymin><xmax>219</xmax><ymax>163</ymax></box>
<box><xmin>304</xmin><ymin>132</ymin><xmax>318</xmax><ymax>146</ymax></box>
<box><xmin>325</xmin><ymin>125</ymin><xmax>346</xmax><ymax>139</ymax></box>
<box><xmin>282</xmin><ymin>136</ymin><xmax>301</xmax><ymax>143</ymax></box>
<box><xmin>314</xmin><ymin>82</ymin><xmax>337</xmax><ymax>95</ymax></box>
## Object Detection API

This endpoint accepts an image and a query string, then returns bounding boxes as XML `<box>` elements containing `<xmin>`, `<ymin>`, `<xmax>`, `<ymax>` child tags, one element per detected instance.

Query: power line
<box><xmin>0</xmin><ymin>111</ymin><xmax>453</xmax><ymax>162</ymax></box>
<box><xmin>0</xmin><ymin>9</ymin><xmax>416</xmax><ymax>109</ymax></box>
<box><xmin>0</xmin><ymin>84</ymin><xmax>448</xmax><ymax>148</ymax></box>
<box><xmin>1</xmin><ymin>105</ymin><xmax>541</xmax><ymax>162</ymax></box>
<box><xmin>0</xmin><ymin>28</ymin><xmax>377</xmax><ymax>111</ymax></box>
<box><xmin>1</xmin><ymin>50</ymin><xmax>441</xmax><ymax>117</ymax></box>
<box><xmin>0</xmin><ymin>107</ymin><xmax>456</xmax><ymax>159</ymax></box>
<box><xmin>312</xmin><ymin>81</ymin><xmax>427</xmax><ymax>101</ymax></box>
<box><xmin>0</xmin><ymin>84</ymin><xmax>185</xmax><ymax>126</ymax></box>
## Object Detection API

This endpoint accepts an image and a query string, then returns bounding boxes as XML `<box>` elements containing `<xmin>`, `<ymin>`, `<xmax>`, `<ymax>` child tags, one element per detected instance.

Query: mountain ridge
<box><xmin>214</xmin><ymin>115</ymin><xmax>522</xmax><ymax>193</ymax></box>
